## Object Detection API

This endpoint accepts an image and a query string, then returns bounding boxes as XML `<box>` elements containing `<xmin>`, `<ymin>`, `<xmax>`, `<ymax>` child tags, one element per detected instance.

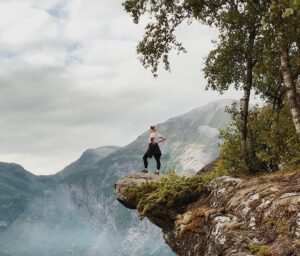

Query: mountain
<box><xmin>0</xmin><ymin>99</ymin><xmax>234</xmax><ymax>256</ymax></box>
<box><xmin>0</xmin><ymin>162</ymin><xmax>40</xmax><ymax>197</ymax></box>
<box><xmin>0</xmin><ymin>162</ymin><xmax>54</xmax><ymax>232</ymax></box>
<box><xmin>64</xmin><ymin>99</ymin><xmax>234</xmax><ymax>188</ymax></box>
<box><xmin>55</xmin><ymin>146</ymin><xmax>121</xmax><ymax>181</ymax></box>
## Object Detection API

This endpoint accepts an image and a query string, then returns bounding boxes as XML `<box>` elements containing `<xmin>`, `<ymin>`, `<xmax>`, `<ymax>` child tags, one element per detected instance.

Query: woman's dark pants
<box><xmin>143</xmin><ymin>153</ymin><xmax>161</xmax><ymax>170</ymax></box>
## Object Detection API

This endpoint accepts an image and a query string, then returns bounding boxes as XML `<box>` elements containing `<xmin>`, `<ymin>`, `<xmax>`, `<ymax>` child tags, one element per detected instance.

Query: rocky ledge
<box><xmin>115</xmin><ymin>171</ymin><xmax>300</xmax><ymax>256</ymax></box>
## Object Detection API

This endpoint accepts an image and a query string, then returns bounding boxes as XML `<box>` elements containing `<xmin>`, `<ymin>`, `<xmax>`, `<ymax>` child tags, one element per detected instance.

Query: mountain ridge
<box><xmin>0</xmin><ymin>162</ymin><xmax>47</xmax><ymax>231</ymax></box>
<box><xmin>55</xmin><ymin>145</ymin><xmax>121</xmax><ymax>181</ymax></box>
<box><xmin>0</xmin><ymin>99</ymin><xmax>235</xmax><ymax>256</ymax></box>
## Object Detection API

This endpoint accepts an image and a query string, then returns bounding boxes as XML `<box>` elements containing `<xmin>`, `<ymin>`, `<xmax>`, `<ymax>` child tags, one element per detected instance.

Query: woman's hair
<box><xmin>150</xmin><ymin>125</ymin><xmax>157</xmax><ymax>132</ymax></box>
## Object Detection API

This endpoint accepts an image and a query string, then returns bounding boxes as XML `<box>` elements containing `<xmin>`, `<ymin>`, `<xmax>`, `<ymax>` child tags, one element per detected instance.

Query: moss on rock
<box><xmin>124</xmin><ymin>171</ymin><xmax>207</xmax><ymax>217</ymax></box>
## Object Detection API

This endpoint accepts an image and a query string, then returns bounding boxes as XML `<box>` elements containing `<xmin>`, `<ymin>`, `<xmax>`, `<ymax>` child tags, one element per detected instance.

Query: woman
<box><xmin>142</xmin><ymin>125</ymin><xmax>166</xmax><ymax>175</ymax></box>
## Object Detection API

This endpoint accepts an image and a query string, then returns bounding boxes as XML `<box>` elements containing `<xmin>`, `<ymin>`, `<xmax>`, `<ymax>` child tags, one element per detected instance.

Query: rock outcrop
<box><xmin>115</xmin><ymin>173</ymin><xmax>161</xmax><ymax>209</ymax></box>
<box><xmin>115</xmin><ymin>171</ymin><xmax>300</xmax><ymax>256</ymax></box>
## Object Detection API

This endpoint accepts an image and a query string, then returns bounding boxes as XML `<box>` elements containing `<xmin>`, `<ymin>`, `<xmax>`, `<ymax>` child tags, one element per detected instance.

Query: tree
<box><xmin>122</xmin><ymin>0</ymin><xmax>300</xmax><ymax>147</ymax></box>
<box><xmin>203</xmin><ymin>1</ymin><xmax>267</xmax><ymax>170</ymax></box>
<box><xmin>216</xmin><ymin>102</ymin><xmax>300</xmax><ymax>173</ymax></box>
<box><xmin>261</xmin><ymin>0</ymin><xmax>300</xmax><ymax>135</ymax></box>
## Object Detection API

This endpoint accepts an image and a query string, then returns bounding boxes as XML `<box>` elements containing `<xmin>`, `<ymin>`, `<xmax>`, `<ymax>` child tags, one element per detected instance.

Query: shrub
<box><xmin>124</xmin><ymin>171</ymin><xmax>206</xmax><ymax>218</ymax></box>
<box><xmin>216</xmin><ymin>102</ymin><xmax>300</xmax><ymax>174</ymax></box>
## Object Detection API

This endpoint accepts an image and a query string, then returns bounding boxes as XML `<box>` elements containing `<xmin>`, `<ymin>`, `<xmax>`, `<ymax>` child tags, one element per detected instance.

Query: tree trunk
<box><xmin>278</xmin><ymin>34</ymin><xmax>300</xmax><ymax>136</ymax></box>
<box><xmin>240</xmin><ymin>28</ymin><xmax>256</xmax><ymax>171</ymax></box>
<box><xmin>240</xmin><ymin>61</ymin><xmax>253</xmax><ymax>171</ymax></box>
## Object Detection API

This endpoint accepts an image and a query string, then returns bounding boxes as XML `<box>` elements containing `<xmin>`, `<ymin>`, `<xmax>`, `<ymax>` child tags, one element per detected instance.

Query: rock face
<box><xmin>115</xmin><ymin>172</ymin><xmax>300</xmax><ymax>256</ymax></box>
<box><xmin>115</xmin><ymin>173</ymin><xmax>161</xmax><ymax>209</ymax></box>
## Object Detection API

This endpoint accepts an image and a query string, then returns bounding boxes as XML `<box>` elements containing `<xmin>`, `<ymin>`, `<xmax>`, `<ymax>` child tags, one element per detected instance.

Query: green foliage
<box><xmin>122</xmin><ymin>0</ymin><xmax>189</xmax><ymax>76</ymax></box>
<box><xmin>123</xmin><ymin>0</ymin><xmax>300</xmax><ymax>136</ymax></box>
<box><xmin>204</xmin><ymin>32</ymin><xmax>246</xmax><ymax>92</ymax></box>
<box><xmin>124</xmin><ymin>170</ymin><xmax>206</xmax><ymax>217</ymax></box>
<box><xmin>249</xmin><ymin>105</ymin><xmax>300</xmax><ymax>169</ymax></box>
<box><xmin>123</xmin><ymin>0</ymin><xmax>300</xmax><ymax>175</ymax></box>
<box><xmin>124</xmin><ymin>168</ymin><xmax>235</xmax><ymax>218</ymax></box>
<box><xmin>216</xmin><ymin>103</ymin><xmax>300</xmax><ymax>173</ymax></box>
<box><xmin>213</xmin><ymin>103</ymin><xmax>246</xmax><ymax>173</ymax></box>
<box><xmin>248</xmin><ymin>243</ymin><xmax>271</xmax><ymax>256</ymax></box>
<box><xmin>261</xmin><ymin>0</ymin><xmax>300</xmax><ymax>78</ymax></box>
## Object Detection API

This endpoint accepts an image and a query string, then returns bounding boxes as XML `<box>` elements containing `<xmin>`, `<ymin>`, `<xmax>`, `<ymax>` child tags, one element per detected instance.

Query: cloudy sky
<box><xmin>0</xmin><ymin>0</ymin><xmax>249</xmax><ymax>175</ymax></box>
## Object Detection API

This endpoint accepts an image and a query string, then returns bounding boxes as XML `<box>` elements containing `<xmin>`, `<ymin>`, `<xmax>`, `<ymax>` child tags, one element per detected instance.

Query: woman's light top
<box><xmin>148</xmin><ymin>132</ymin><xmax>163</xmax><ymax>143</ymax></box>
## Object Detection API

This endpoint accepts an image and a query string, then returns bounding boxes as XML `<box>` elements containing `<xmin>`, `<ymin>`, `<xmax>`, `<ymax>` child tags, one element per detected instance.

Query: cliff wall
<box><xmin>115</xmin><ymin>172</ymin><xmax>300</xmax><ymax>256</ymax></box>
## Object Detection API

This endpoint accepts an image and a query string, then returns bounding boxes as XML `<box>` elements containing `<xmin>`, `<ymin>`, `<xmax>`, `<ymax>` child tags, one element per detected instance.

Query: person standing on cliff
<box><xmin>142</xmin><ymin>125</ymin><xmax>166</xmax><ymax>175</ymax></box>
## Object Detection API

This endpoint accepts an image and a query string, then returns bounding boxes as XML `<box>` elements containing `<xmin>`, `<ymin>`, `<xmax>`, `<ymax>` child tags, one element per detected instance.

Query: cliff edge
<box><xmin>115</xmin><ymin>171</ymin><xmax>300</xmax><ymax>256</ymax></box>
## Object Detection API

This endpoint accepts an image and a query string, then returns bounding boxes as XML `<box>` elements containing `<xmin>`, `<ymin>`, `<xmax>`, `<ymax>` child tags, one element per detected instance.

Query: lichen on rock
<box><xmin>115</xmin><ymin>171</ymin><xmax>300</xmax><ymax>256</ymax></box>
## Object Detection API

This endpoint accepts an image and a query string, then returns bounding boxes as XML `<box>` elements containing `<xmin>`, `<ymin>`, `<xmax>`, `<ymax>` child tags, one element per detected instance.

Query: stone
<box><xmin>115</xmin><ymin>171</ymin><xmax>300</xmax><ymax>256</ymax></box>
<box><xmin>115</xmin><ymin>172</ymin><xmax>162</xmax><ymax>209</ymax></box>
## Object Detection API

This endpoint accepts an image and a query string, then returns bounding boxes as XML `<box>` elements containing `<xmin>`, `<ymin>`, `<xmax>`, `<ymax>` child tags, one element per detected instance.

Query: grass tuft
<box><xmin>124</xmin><ymin>170</ymin><xmax>208</xmax><ymax>217</ymax></box>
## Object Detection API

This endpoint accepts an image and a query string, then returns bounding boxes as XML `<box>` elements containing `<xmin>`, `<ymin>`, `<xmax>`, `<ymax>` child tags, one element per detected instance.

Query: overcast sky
<box><xmin>0</xmin><ymin>0</ymin><xmax>250</xmax><ymax>175</ymax></box>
